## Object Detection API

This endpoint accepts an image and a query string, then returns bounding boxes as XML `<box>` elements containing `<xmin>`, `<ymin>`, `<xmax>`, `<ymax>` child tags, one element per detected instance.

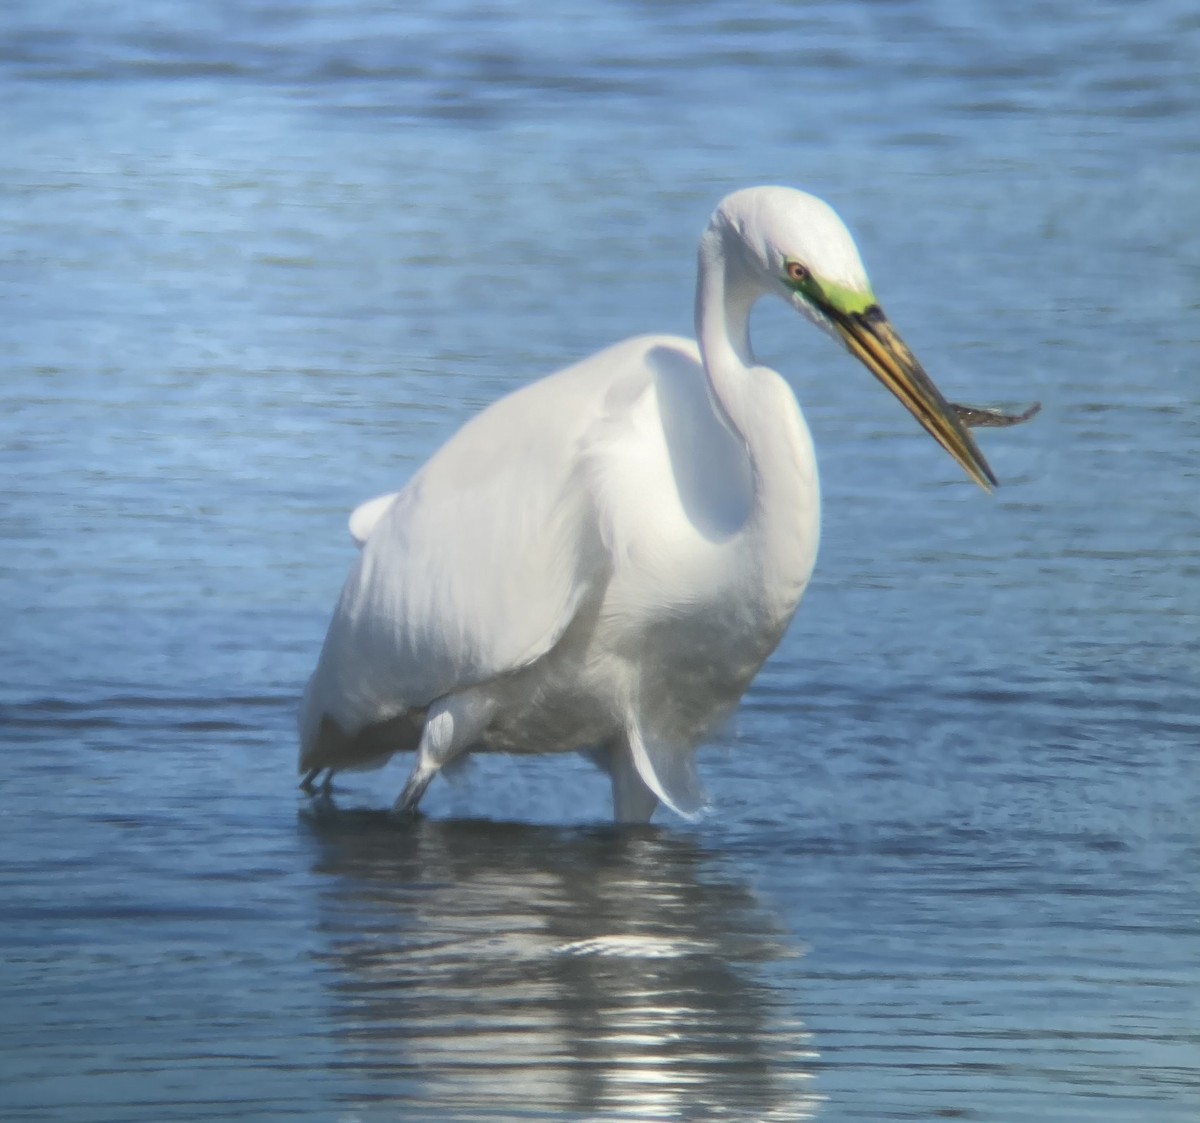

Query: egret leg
<box><xmin>625</xmin><ymin>723</ymin><xmax>708</xmax><ymax>820</ymax></box>
<box><xmin>300</xmin><ymin>767</ymin><xmax>339</xmax><ymax>798</ymax></box>
<box><xmin>605</xmin><ymin>738</ymin><xmax>660</xmax><ymax>825</ymax></box>
<box><xmin>395</xmin><ymin>762</ymin><xmax>437</xmax><ymax>814</ymax></box>
<box><xmin>393</xmin><ymin>691</ymin><xmax>495</xmax><ymax>815</ymax></box>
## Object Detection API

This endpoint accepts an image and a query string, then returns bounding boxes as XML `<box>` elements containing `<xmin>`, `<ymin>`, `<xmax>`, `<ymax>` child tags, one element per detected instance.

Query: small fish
<box><xmin>952</xmin><ymin>402</ymin><xmax>1042</xmax><ymax>429</ymax></box>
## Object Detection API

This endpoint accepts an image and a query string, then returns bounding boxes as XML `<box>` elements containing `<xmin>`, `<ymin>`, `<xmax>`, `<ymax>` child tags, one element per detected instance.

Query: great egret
<box><xmin>299</xmin><ymin>185</ymin><xmax>1026</xmax><ymax>823</ymax></box>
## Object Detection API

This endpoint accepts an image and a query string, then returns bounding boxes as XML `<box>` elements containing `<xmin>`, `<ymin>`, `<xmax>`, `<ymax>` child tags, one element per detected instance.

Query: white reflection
<box><xmin>304</xmin><ymin>813</ymin><xmax>821</xmax><ymax>1121</ymax></box>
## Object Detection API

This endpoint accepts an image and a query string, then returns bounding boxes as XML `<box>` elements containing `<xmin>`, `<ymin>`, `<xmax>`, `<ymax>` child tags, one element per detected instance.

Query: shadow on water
<box><xmin>300</xmin><ymin>808</ymin><xmax>821</xmax><ymax>1121</ymax></box>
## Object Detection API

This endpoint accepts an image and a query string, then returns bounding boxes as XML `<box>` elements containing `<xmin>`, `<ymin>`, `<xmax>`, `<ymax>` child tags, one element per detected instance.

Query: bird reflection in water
<box><xmin>303</xmin><ymin>812</ymin><xmax>821</xmax><ymax>1121</ymax></box>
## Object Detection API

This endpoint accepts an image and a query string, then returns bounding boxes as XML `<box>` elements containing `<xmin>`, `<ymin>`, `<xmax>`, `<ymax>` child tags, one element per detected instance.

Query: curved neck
<box><xmin>696</xmin><ymin>228</ymin><xmax>759</xmax><ymax>371</ymax></box>
<box><xmin>692</xmin><ymin>224</ymin><xmax>820</xmax><ymax>616</ymax></box>
<box><xmin>694</xmin><ymin>226</ymin><xmax>763</xmax><ymax>438</ymax></box>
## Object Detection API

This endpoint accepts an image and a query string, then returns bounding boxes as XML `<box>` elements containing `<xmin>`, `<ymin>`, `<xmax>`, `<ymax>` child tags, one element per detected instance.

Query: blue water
<box><xmin>2</xmin><ymin>2</ymin><xmax>1198</xmax><ymax>1120</ymax></box>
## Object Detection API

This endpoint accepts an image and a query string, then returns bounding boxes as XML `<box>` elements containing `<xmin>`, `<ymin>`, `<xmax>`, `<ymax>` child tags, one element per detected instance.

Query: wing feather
<box><xmin>300</xmin><ymin>338</ymin><xmax>676</xmax><ymax>753</ymax></box>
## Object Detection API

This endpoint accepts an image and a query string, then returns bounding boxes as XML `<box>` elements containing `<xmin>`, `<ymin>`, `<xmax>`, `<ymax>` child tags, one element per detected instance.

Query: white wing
<box><xmin>300</xmin><ymin>337</ymin><xmax>674</xmax><ymax>750</ymax></box>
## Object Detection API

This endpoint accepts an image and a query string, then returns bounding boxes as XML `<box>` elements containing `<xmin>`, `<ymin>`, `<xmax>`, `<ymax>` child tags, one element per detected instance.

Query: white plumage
<box><xmin>299</xmin><ymin>186</ymin><xmax>997</xmax><ymax>822</ymax></box>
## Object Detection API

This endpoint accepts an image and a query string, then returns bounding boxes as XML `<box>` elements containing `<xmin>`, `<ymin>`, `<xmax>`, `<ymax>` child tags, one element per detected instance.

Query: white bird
<box><xmin>298</xmin><ymin>185</ymin><xmax>999</xmax><ymax>823</ymax></box>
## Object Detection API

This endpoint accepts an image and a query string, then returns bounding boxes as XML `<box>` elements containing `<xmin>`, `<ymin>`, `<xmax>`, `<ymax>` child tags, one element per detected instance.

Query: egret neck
<box><xmin>693</xmin><ymin>215</ymin><xmax>821</xmax><ymax>621</ymax></box>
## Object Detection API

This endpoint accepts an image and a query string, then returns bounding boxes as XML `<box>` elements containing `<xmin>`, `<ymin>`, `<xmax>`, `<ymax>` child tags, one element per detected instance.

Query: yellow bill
<box><xmin>830</xmin><ymin>304</ymin><xmax>997</xmax><ymax>491</ymax></box>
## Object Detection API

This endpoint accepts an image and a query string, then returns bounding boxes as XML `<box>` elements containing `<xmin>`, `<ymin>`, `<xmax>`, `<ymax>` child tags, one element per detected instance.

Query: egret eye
<box><xmin>785</xmin><ymin>260</ymin><xmax>810</xmax><ymax>285</ymax></box>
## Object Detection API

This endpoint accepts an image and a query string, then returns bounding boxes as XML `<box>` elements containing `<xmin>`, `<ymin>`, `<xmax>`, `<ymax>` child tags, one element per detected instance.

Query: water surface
<box><xmin>2</xmin><ymin>2</ymin><xmax>1198</xmax><ymax>1120</ymax></box>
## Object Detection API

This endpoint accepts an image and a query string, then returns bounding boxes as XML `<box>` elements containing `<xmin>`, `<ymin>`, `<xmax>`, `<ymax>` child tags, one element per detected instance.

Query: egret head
<box><xmin>709</xmin><ymin>186</ymin><xmax>997</xmax><ymax>491</ymax></box>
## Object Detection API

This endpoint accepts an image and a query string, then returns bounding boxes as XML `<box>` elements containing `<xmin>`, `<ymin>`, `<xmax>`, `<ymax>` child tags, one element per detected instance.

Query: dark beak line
<box><xmin>830</xmin><ymin>304</ymin><xmax>998</xmax><ymax>491</ymax></box>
